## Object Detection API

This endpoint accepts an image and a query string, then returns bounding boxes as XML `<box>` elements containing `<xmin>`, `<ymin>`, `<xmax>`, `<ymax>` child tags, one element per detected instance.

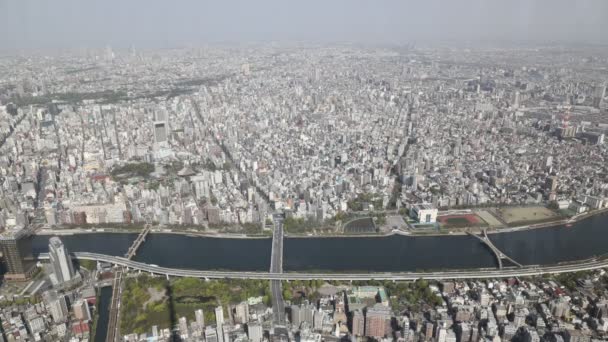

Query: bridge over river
<box><xmin>37</xmin><ymin>251</ymin><xmax>608</xmax><ymax>281</ymax></box>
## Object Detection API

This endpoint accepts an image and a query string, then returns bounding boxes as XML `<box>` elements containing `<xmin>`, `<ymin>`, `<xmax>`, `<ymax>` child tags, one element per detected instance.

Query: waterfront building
<box><xmin>49</xmin><ymin>236</ymin><xmax>75</xmax><ymax>284</ymax></box>
<box><xmin>410</xmin><ymin>203</ymin><xmax>438</xmax><ymax>223</ymax></box>
<box><xmin>0</xmin><ymin>226</ymin><xmax>36</xmax><ymax>281</ymax></box>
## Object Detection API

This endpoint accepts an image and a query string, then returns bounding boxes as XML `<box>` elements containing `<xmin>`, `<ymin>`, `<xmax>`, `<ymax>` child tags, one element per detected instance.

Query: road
<box><xmin>270</xmin><ymin>218</ymin><xmax>285</xmax><ymax>324</ymax></box>
<box><xmin>37</xmin><ymin>252</ymin><xmax>608</xmax><ymax>281</ymax></box>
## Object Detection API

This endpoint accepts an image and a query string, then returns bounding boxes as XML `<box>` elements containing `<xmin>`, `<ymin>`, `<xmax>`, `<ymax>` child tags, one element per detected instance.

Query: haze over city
<box><xmin>1</xmin><ymin>1</ymin><xmax>608</xmax><ymax>342</ymax></box>
<box><xmin>2</xmin><ymin>0</ymin><xmax>608</xmax><ymax>49</ymax></box>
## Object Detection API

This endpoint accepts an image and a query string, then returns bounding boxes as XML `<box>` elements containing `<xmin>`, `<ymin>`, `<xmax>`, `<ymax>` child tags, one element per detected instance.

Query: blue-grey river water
<box><xmin>31</xmin><ymin>211</ymin><xmax>608</xmax><ymax>272</ymax></box>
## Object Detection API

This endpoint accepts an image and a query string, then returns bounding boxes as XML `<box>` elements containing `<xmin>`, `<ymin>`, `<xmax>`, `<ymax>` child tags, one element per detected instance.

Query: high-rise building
<box><xmin>217</xmin><ymin>324</ymin><xmax>225</xmax><ymax>342</ymax></box>
<box><xmin>352</xmin><ymin>310</ymin><xmax>365</xmax><ymax>336</ymax></box>
<box><xmin>49</xmin><ymin>236</ymin><xmax>75</xmax><ymax>284</ymax></box>
<box><xmin>291</xmin><ymin>304</ymin><xmax>302</xmax><ymax>328</ymax></box>
<box><xmin>302</xmin><ymin>304</ymin><xmax>315</xmax><ymax>326</ymax></box>
<box><xmin>179</xmin><ymin>316</ymin><xmax>189</xmax><ymax>339</ymax></box>
<box><xmin>48</xmin><ymin>296</ymin><xmax>69</xmax><ymax>323</ymax></box>
<box><xmin>215</xmin><ymin>305</ymin><xmax>224</xmax><ymax>326</ymax></box>
<box><xmin>313</xmin><ymin>310</ymin><xmax>325</xmax><ymax>331</ymax></box>
<box><xmin>593</xmin><ymin>84</ymin><xmax>607</xmax><ymax>109</ymax></box>
<box><xmin>72</xmin><ymin>299</ymin><xmax>91</xmax><ymax>321</ymax></box>
<box><xmin>0</xmin><ymin>226</ymin><xmax>36</xmax><ymax>281</ymax></box>
<box><xmin>365</xmin><ymin>304</ymin><xmax>392</xmax><ymax>339</ymax></box>
<box><xmin>154</xmin><ymin>122</ymin><xmax>168</xmax><ymax>144</ymax></box>
<box><xmin>235</xmin><ymin>301</ymin><xmax>249</xmax><ymax>324</ymax></box>
<box><xmin>223</xmin><ymin>326</ymin><xmax>230</xmax><ymax>342</ymax></box>
<box><xmin>195</xmin><ymin>309</ymin><xmax>205</xmax><ymax>331</ymax></box>
<box><xmin>248</xmin><ymin>323</ymin><xmax>263</xmax><ymax>342</ymax></box>
<box><xmin>205</xmin><ymin>326</ymin><xmax>218</xmax><ymax>342</ymax></box>
<box><xmin>545</xmin><ymin>176</ymin><xmax>558</xmax><ymax>193</ymax></box>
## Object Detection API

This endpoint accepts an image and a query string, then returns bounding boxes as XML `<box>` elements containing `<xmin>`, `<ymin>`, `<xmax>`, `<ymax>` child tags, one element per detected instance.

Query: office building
<box><xmin>545</xmin><ymin>176</ymin><xmax>558</xmax><ymax>193</ymax></box>
<box><xmin>410</xmin><ymin>203</ymin><xmax>438</xmax><ymax>223</ymax></box>
<box><xmin>235</xmin><ymin>301</ymin><xmax>249</xmax><ymax>324</ymax></box>
<box><xmin>49</xmin><ymin>236</ymin><xmax>75</xmax><ymax>284</ymax></box>
<box><xmin>195</xmin><ymin>308</ymin><xmax>205</xmax><ymax>330</ymax></box>
<box><xmin>205</xmin><ymin>326</ymin><xmax>218</xmax><ymax>342</ymax></box>
<box><xmin>291</xmin><ymin>304</ymin><xmax>302</xmax><ymax>328</ymax></box>
<box><xmin>179</xmin><ymin>316</ymin><xmax>189</xmax><ymax>339</ymax></box>
<box><xmin>217</xmin><ymin>324</ymin><xmax>225</xmax><ymax>342</ymax></box>
<box><xmin>248</xmin><ymin>323</ymin><xmax>263</xmax><ymax>342</ymax></box>
<box><xmin>48</xmin><ymin>296</ymin><xmax>69</xmax><ymax>323</ymax></box>
<box><xmin>313</xmin><ymin>310</ymin><xmax>325</xmax><ymax>331</ymax></box>
<box><xmin>215</xmin><ymin>305</ymin><xmax>225</xmax><ymax>326</ymax></box>
<box><xmin>154</xmin><ymin>122</ymin><xmax>168</xmax><ymax>143</ymax></box>
<box><xmin>365</xmin><ymin>304</ymin><xmax>392</xmax><ymax>338</ymax></box>
<box><xmin>0</xmin><ymin>226</ymin><xmax>36</xmax><ymax>281</ymax></box>
<box><xmin>352</xmin><ymin>310</ymin><xmax>365</xmax><ymax>336</ymax></box>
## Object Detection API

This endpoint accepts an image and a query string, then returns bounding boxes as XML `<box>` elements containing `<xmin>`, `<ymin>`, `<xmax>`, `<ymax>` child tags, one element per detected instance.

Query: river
<box><xmin>31</xmin><ymin>211</ymin><xmax>608</xmax><ymax>272</ymax></box>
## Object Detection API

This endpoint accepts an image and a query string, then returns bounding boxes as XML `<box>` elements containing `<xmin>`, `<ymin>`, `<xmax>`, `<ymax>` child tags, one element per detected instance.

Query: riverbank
<box><xmin>36</xmin><ymin>227</ymin><xmax>271</xmax><ymax>239</ymax></box>
<box><xmin>35</xmin><ymin>207</ymin><xmax>608</xmax><ymax>240</ymax></box>
<box><xmin>32</xmin><ymin>211</ymin><xmax>608</xmax><ymax>273</ymax></box>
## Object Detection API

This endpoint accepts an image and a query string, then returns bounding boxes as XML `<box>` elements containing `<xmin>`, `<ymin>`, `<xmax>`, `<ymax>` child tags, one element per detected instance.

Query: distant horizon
<box><xmin>2</xmin><ymin>0</ymin><xmax>607</xmax><ymax>50</ymax></box>
<box><xmin>2</xmin><ymin>38</ymin><xmax>608</xmax><ymax>54</ymax></box>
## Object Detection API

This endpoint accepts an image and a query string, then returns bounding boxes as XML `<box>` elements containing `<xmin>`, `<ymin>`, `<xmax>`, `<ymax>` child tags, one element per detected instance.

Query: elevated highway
<box><xmin>38</xmin><ymin>252</ymin><xmax>608</xmax><ymax>281</ymax></box>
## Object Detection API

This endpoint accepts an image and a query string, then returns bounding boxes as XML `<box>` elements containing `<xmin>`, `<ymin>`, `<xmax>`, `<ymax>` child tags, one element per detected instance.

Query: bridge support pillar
<box><xmin>166</xmin><ymin>274</ymin><xmax>170</xmax><ymax>280</ymax></box>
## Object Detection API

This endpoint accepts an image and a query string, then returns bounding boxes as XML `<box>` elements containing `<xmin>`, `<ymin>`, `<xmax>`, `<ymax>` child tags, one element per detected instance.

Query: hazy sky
<box><xmin>1</xmin><ymin>0</ymin><xmax>607</xmax><ymax>49</ymax></box>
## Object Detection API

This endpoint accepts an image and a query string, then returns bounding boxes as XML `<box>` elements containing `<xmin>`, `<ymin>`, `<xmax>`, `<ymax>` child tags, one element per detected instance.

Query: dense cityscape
<box><xmin>0</xmin><ymin>42</ymin><xmax>606</xmax><ymax>341</ymax></box>
<box><xmin>1</xmin><ymin>1</ymin><xmax>608</xmax><ymax>341</ymax></box>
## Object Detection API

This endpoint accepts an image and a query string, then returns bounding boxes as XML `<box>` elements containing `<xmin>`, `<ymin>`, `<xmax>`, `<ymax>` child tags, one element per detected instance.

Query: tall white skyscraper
<box><xmin>195</xmin><ymin>309</ymin><xmax>205</xmax><ymax>330</ymax></box>
<box><xmin>215</xmin><ymin>305</ymin><xmax>224</xmax><ymax>326</ymax></box>
<box><xmin>48</xmin><ymin>237</ymin><xmax>75</xmax><ymax>284</ymax></box>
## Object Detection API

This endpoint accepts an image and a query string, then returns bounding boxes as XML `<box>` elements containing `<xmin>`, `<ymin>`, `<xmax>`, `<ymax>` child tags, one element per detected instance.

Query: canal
<box><xmin>93</xmin><ymin>286</ymin><xmax>112</xmax><ymax>342</ymax></box>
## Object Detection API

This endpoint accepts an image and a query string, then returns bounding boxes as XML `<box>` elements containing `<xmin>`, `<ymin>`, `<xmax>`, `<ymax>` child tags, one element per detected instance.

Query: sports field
<box><xmin>495</xmin><ymin>206</ymin><xmax>558</xmax><ymax>225</ymax></box>
<box><xmin>437</xmin><ymin>213</ymin><xmax>487</xmax><ymax>229</ymax></box>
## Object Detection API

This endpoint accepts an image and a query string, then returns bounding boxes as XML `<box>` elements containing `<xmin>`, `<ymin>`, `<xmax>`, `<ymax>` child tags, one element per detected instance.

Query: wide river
<box><xmin>32</xmin><ymin>211</ymin><xmax>608</xmax><ymax>272</ymax></box>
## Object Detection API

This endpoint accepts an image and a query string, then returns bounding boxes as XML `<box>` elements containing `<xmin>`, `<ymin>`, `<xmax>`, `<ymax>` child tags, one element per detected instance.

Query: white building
<box><xmin>215</xmin><ymin>305</ymin><xmax>224</xmax><ymax>326</ymax></box>
<box><xmin>49</xmin><ymin>237</ymin><xmax>75</xmax><ymax>285</ymax></box>
<box><xmin>195</xmin><ymin>309</ymin><xmax>205</xmax><ymax>331</ymax></box>
<box><xmin>410</xmin><ymin>203</ymin><xmax>438</xmax><ymax>223</ymax></box>
<box><xmin>248</xmin><ymin>323</ymin><xmax>263</xmax><ymax>342</ymax></box>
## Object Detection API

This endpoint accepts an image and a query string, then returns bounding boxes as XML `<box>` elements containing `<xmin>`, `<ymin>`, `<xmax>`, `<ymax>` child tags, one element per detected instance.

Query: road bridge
<box><xmin>468</xmin><ymin>229</ymin><xmax>523</xmax><ymax>269</ymax></box>
<box><xmin>124</xmin><ymin>224</ymin><xmax>151</xmax><ymax>259</ymax></box>
<box><xmin>37</xmin><ymin>252</ymin><xmax>608</xmax><ymax>281</ymax></box>
<box><xmin>270</xmin><ymin>216</ymin><xmax>285</xmax><ymax>325</ymax></box>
